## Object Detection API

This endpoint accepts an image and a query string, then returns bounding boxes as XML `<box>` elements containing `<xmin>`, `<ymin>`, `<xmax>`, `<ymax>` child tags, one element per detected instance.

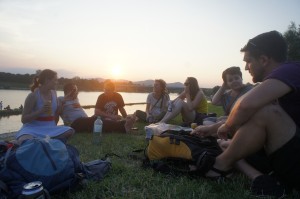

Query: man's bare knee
<box><xmin>251</xmin><ymin>103</ymin><xmax>296</xmax><ymax>154</ymax></box>
<box><xmin>250</xmin><ymin>103</ymin><xmax>290</xmax><ymax>126</ymax></box>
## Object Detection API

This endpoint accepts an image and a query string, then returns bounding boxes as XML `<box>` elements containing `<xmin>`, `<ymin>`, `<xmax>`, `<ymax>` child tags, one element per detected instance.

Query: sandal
<box><xmin>196</xmin><ymin>151</ymin><xmax>233</xmax><ymax>183</ymax></box>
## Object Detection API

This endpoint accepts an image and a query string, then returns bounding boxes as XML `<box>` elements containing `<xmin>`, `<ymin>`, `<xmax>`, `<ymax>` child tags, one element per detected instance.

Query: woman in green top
<box><xmin>159</xmin><ymin>77</ymin><xmax>207</xmax><ymax>124</ymax></box>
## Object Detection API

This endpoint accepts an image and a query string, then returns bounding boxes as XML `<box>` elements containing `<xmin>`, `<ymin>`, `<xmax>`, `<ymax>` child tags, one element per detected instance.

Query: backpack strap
<box><xmin>0</xmin><ymin>147</ymin><xmax>13</xmax><ymax>172</ymax></box>
<box><xmin>0</xmin><ymin>180</ymin><xmax>8</xmax><ymax>196</ymax></box>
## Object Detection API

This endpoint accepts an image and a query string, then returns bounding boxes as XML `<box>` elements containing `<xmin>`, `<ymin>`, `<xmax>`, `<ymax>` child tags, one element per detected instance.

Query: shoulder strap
<box><xmin>160</xmin><ymin>94</ymin><xmax>164</xmax><ymax>108</ymax></box>
<box><xmin>0</xmin><ymin>148</ymin><xmax>10</xmax><ymax>196</ymax></box>
<box><xmin>150</xmin><ymin>94</ymin><xmax>163</xmax><ymax>112</ymax></box>
<box><xmin>0</xmin><ymin>180</ymin><xmax>8</xmax><ymax>194</ymax></box>
<box><xmin>1</xmin><ymin>147</ymin><xmax>13</xmax><ymax>172</ymax></box>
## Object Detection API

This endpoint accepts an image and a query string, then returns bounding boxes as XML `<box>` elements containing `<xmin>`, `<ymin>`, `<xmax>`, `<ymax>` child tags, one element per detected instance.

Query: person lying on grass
<box><xmin>191</xmin><ymin>31</ymin><xmax>300</xmax><ymax>198</ymax></box>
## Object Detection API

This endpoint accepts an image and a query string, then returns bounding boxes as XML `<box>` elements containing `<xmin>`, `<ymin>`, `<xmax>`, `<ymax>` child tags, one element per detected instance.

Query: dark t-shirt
<box><xmin>95</xmin><ymin>92</ymin><xmax>125</xmax><ymax>115</ymax></box>
<box><xmin>264</xmin><ymin>62</ymin><xmax>300</xmax><ymax>127</ymax></box>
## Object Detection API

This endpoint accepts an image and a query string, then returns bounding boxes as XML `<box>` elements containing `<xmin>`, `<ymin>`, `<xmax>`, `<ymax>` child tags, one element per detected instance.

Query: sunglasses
<box><xmin>248</xmin><ymin>41</ymin><xmax>257</xmax><ymax>47</ymax></box>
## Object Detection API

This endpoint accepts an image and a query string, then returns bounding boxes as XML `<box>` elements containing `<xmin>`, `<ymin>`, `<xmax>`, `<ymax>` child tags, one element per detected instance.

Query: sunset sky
<box><xmin>0</xmin><ymin>0</ymin><xmax>299</xmax><ymax>87</ymax></box>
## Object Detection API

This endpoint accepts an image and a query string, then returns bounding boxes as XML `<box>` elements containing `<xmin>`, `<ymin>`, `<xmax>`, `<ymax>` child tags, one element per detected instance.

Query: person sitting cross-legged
<box><xmin>94</xmin><ymin>80</ymin><xmax>136</xmax><ymax>133</ymax></box>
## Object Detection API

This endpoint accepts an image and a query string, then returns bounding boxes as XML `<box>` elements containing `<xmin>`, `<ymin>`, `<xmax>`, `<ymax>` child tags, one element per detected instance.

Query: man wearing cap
<box><xmin>195</xmin><ymin>31</ymin><xmax>300</xmax><ymax>197</ymax></box>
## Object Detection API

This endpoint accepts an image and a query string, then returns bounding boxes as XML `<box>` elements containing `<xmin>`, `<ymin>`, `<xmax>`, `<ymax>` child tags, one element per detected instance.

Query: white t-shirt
<box><xmin>146</xmin><ymin>93</ymin><xmax>169</xmax><ymax>117</ymax></box>
<box><xmin>58</xmin><ymin>97</ymin><xmax>88</xmax><ymax>124</ymax></box>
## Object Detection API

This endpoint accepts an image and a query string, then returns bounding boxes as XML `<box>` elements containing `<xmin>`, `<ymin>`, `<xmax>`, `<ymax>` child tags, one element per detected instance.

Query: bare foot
<box><xmin>125</xmin><ymin>114</ymin><xmax>137</xmax><ymax>133</ymax></box>
<box><xmin>217</xmin><ymin>139</ymin><xmax>232</xmax><ymax>151</ymax></box>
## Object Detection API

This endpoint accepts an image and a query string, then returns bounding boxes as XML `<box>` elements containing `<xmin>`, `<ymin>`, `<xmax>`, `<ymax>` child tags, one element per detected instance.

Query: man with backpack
<box><xmin>193</xmin><ymin>31</ymin><xmax>300</xmax><ymax>197</ymax></box>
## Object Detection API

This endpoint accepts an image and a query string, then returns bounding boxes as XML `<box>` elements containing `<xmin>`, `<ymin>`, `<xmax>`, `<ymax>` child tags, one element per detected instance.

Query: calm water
<box><xmin>0</xmin><ymin>89</ymin><xmax>178</xmax><ymax>134</ymax></box>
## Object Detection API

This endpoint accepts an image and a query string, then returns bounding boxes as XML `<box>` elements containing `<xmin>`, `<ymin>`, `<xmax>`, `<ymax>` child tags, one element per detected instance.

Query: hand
<box><xmin>111</xmin><ymin>115</ymin><xmax>122</xmax><ymax>120</ymax></box>
<box><xmin>217</xmin><ymin>124</ymin><xmax>231</xmax><ymax>140</ymax></box>
<box><xmin>217</xmin><ymin>139</ymin><xmax>232</xmax><ymax>151</ymax></box>
<box><xmin>190</xmin><ymin>125</ymin><xmax>212</xmax><ymax>137</ymax></box>
<box><xmin>222</xmin><ymin>82</ymin><xmax>229</xmax><ymax>89</ymax></box>
<box><xmin>184</xmin><ymin>86</ymin><xmax>190</xmax><ymax>95</ymax></box>
<box><xmin>147</xmin><ymin>115</ymin><xmax>155</xmax><ymax>123</ymax></box>
<box><xmin>43</xmin><ymin>101</ymin><xmax>52</xmax><ymax>115</ymax></box>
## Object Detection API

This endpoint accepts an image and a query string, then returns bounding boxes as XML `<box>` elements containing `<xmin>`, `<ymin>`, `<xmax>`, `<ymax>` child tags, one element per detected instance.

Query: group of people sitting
<box><xmin>15</xmin><ymin>30</ymin><xmax>300</xmax><ymax>198</ymax></box>
<box><xmin>16</xmin><ymin>72</ymin><xmax>137</xmax><ymax>144</ymax></box>
<box><xmin>135</xmin><ymin>76</ymin><xmax>209</xmax><ymax>126</ymax></box>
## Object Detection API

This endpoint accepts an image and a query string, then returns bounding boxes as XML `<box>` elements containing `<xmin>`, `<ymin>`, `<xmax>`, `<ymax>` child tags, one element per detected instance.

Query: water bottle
<box><xmin>93</xmin><ymin>116</ymin><xmax>103</xmax><ymax>144</ymax></box>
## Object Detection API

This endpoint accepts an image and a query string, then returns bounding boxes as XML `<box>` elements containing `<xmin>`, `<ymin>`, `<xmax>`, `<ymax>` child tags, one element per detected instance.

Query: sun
<box><xmin>111</xmin><ymin>65</ymin><xmax>122</xmax><ymax>78</ymax></box>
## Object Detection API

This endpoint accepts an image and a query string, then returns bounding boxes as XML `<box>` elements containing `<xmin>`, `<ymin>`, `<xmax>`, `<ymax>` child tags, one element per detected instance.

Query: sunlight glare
<box><xmin>111</xmin><ymin>65</ymin><xmax>122</xmax><ymax>78</ymax></box>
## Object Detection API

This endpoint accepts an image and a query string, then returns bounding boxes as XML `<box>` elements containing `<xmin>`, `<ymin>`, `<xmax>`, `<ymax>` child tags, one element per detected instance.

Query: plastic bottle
<box><xmin>93</xmin><ymin>116</ymin><xmax>103</xmax><ymax>144</ymax></box>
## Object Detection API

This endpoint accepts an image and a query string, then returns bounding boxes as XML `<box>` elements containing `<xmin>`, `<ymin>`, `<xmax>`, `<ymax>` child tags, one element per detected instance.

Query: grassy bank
<box><xmin>3</xmin><ymin>104</ymin><xmax>298</xmax><ymax>198</ymax></box>
<box><xmin>64</xmin><ymin>132</ymin><xmax>253</xmax><ymax>199</ymax></box>
<box><xmin>55</xmin><ymin>104</ymin><xmax>300</xmax><ymax>199</ymax></box>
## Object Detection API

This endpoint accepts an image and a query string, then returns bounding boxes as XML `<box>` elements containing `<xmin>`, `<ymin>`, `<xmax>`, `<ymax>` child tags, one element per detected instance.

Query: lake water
<box><xmin>0</xmin><ymin>89</ymin><xmax>178</xmax><ymax>134</ymax></box>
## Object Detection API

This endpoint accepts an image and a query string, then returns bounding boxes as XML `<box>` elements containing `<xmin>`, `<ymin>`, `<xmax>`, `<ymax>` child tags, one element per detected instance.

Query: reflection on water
<box><xmin>0</xmin><ymin>89</ymin><xmax>179</xmax><ymax>134</ymax></box>
<box><xmin>0</xmin><ymin>115</ymin><xmax>23</xmax><ymax>134</ymax></box>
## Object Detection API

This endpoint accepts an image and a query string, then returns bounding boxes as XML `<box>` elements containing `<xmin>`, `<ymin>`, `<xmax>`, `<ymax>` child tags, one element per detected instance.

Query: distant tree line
<box><xmin>0</xmin><ymin>71</ymin><xmax>186</xmax><ymax>93</ymax></box>
<box><xmin>284</xmin><ymin>22</ymin><xmax>300</xmax><ymax>61</ymax></box>
<box><xmin>1</xmin><ymin>22</ymin><xmax>298</xmax><ymax>97</ymax></box>
<box><xmin>0</xmin><ymin>71</ymin><xmax>220</xmax><ymax>99</ymax></box>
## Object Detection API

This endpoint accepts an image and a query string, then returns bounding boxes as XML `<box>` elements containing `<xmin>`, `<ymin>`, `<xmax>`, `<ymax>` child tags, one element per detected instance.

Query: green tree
<box><xmin>283</xmin><ymin>22</ymin><xmax>300</xmax><ymax>61</ymax></box>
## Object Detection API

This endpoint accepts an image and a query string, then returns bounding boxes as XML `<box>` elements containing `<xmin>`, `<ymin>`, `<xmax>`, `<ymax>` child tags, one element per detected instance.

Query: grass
<box><xmin>50</xmin><ymin>104</ymin><xmax>298</xmax><ymax>198</ymax></box>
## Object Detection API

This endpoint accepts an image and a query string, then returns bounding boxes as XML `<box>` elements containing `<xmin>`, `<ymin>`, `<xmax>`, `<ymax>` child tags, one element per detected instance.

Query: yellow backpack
<box><xmin>145</xmin><ymin>131</ymin><xmax>222</xmax><ymax>176</ymax></box>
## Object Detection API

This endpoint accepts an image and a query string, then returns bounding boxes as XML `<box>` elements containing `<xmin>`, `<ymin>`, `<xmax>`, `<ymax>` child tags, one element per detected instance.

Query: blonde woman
<box><xmin>160</xmin><ymin>77</ymin><xmax>207</xmax><ymax>124</ymax></box>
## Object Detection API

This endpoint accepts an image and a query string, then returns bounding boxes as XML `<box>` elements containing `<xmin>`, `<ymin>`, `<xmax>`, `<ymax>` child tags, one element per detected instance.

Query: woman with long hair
<box><xmin>136</xmin><ymin>79</ymin><xmax>170</xmax><ymax>123</ymax></box>
<box><xmin>159</xmin><ymin>77</ymin><xmax>207</xmax><ymax>124</ymax></box>
<box><xmin>16</xmin><ymin>69</ymin><xmax>74</xmax><ymax>144</ymax></box>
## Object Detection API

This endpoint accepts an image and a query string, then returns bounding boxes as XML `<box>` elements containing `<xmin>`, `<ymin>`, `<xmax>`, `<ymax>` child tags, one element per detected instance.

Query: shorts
<box><xmin>269</xmin><ymin>127</ymin><xmax>300</xmax><ymax>190</ymax></box>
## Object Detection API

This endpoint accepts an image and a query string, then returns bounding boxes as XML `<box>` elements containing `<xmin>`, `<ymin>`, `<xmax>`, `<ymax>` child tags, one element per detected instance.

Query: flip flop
<box><xmin>196</xmin><ymin>151</ymin><xmax>233</xmax><ymax>183</ymax></box>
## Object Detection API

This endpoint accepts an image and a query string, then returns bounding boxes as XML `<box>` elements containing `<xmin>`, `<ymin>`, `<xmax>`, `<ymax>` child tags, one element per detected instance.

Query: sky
<box><xmin>0</xmin><ymin>0</ymin><xmax>299</xmax><ymax>88</ymax></box>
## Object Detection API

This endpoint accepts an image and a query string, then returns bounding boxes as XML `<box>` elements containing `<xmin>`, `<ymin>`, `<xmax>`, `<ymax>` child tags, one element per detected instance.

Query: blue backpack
<box><xmin>0</xmin><ymin>138</ymin><xmax>111</xmax><ymax>199</ymax></box>
<box><xmin>0</xmin><ymin>138</ymin><xmax>82</xmax><ymax>198</ymax></box>
<box><xmin>0</xmin><ymin>138</ymin><xmax>112</xmax><ymax>198</ymax></box>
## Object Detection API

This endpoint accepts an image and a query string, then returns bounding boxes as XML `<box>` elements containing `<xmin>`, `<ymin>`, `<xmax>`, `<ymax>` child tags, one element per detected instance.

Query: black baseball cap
<box><xmin>241</xmin><ymin>30</ymin><xmax>287</xmax><ymax>62</ymax></box>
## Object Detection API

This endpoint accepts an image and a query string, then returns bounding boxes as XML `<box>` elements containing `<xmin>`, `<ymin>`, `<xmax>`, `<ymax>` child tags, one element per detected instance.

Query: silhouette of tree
<box><xmin>284</xmin><ymin>22</ymin><xmax>300</xmax><ymax>61</ymax></box>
